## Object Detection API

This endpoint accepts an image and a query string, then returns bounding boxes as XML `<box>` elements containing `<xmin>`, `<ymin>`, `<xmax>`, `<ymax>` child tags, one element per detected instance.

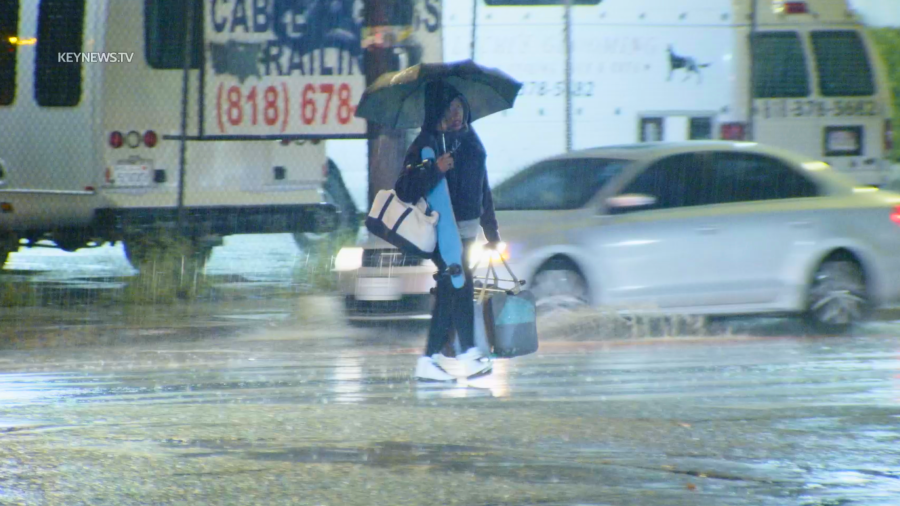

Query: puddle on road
<box><xmin>168</xmin><ymin>440</ymin><xmax>771</xmax><ymax>491</ymax></box>
<box><xmin>0</xmin><ymin>418</ymin><xmax>47</xmax><ymax>430</ymax></box>
<box><xmin>213</xmin><ymin>312</ymin><xmax>292</xmax><ymax>322</ymax></box>
<box><xmin>244</xmin><ymin>442</ymin><xmax>484</xmax><ymax>466</ymax></box>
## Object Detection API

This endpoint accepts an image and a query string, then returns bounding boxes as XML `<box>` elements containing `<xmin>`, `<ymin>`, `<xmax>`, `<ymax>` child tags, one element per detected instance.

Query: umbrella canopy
<box><xmin>355</xmin><ymin>60</ymin><xmax>522</xmax><ymax>129</ymax></box>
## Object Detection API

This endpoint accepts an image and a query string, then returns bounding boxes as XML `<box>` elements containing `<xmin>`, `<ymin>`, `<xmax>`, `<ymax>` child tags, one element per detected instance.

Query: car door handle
<box><xmin>696</xmin><ymin>227</ymin><xmax>718</xmax><ymax>235</ymax></box>
<box><xmin>789</xmin><ymin>221</ymin><xmax>812</xmax><ymax>229</ymax></box>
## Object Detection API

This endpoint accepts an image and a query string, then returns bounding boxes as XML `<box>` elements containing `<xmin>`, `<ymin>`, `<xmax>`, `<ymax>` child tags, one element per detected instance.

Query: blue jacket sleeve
<box><xmin>394</xmin><ymin>139</ymin><xmax>444</xmax><ymax>204</ymax></box>
<box><xmin>480</xmin><ymin>172</ymin><xmax>501</xmax><ymax>244</ymax></box>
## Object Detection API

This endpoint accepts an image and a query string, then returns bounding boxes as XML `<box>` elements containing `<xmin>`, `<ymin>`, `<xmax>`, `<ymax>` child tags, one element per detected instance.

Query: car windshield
<box><xmin>492</xmin><ymin>158</ymin><xmax>629</xmax><ymax>210</ymax></box>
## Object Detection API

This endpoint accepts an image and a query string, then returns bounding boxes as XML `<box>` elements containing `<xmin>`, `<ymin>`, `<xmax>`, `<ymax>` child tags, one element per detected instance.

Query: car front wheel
<box><xmin>805</xmin><ymin>258</ymin><xmax>868</xmax><ymax>334</ymax></box>
<box><xmin>531</xmin><ymin>258</ymin><xmax>590</xmax><ymax>317</ymax></box>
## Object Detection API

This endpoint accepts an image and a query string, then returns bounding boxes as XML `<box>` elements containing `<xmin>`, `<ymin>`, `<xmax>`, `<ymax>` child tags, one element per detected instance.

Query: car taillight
<box><xmin>322</xmin><ymin>162</ymin><xmax>329</xmax><ymax>179</ymax></box>
<box><xmin>891</xmin><ymin>206</ymin><xmax>900</xmax><ymax>225</ymax></box>
<box><xmin>720</xmin><ymin>122</ymin><xmax>746</xmax><ymax>140</ymax></box>
<box><xmin>885</xmin><ymin>120</ymin><xmax>894</xmax><ymax>153</ymax></box>
<box><xmin>143</xmin><ymin>130</ymin><xmax>158</xmax><ymax>148</ymax></box>
<box><xmin>109</xmin><ymin>131</ymin><xmax>123</xmax><ymax>149</ymax></box>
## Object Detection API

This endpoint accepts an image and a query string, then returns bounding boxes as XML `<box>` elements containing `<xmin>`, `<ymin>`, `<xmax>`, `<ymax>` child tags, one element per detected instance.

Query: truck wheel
<box><xmin>293</xmin><ymin>159</ymin><xmax>359</xmax><ymax>250</ymax></box>
<box><xmin>292</xmin><ymin>231</ymin><xmax>331</xmax><ymax>250</ymax></box>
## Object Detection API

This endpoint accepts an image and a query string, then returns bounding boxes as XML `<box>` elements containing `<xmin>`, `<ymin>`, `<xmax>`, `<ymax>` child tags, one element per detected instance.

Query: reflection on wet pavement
<box><xmin>1</xmin><ymin>321</ymin><xmax>899</xmax><ymax>505</ymax></box>
<box><xmin>4</xmin><ymin>234</ymin><xmax>303</xmax><ymax>287</ymax></box>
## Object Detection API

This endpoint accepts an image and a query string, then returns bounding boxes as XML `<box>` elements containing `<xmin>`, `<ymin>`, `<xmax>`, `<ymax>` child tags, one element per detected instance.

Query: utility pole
<box><xmin>747</xmin><ymin>0</ymin><xmax>758</xmax><ymax>141</ymax></box>
<box><xmin>178</xmin><ymin>0</ymin><xmax>195</xmax><ymax>230</ymax></box>
<box><xmin>364</xmin><ymin>0</ymin><xmax>414</xmax><ymax>208</ymax></box>
<box><xmin>564</xmin><ymin>0</ymin><xmax>573</xmax><ymax>152</ymax></box>
<box><xmin>471</xmin><ymin>0</ymin><xmax>478</xmax><ymax>60</ymax></box>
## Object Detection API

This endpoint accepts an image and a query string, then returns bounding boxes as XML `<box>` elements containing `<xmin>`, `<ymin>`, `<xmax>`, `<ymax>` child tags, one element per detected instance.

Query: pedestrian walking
<box><xmin>355</xmin><ymin>60</ymin><xmax>522</xmax><ymax>381</ymax></box>
<box><xmin>395</xmin><ymin>81</ymin><xmax>501</xmax><ymax>382</ymax></box>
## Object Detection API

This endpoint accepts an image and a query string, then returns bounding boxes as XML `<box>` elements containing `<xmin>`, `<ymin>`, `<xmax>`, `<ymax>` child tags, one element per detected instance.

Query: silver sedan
<box><xmin>336</xmin><ymin>142</ymin><xmax>900</xmax><ymax>332</ymax></box>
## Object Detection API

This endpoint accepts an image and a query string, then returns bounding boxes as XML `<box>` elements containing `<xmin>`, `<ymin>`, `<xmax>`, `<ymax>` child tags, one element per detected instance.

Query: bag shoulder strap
<box><xmin>376</xmin><ymin>193</ymin><xmax>395</xmax><ymax>221</ymax></box>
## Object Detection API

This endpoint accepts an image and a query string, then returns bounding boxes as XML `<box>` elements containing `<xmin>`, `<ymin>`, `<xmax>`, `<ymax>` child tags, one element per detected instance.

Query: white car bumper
<box><xmin>338</xmin><ymin>265</ymin><xmax>436</xmax><ymax>320</ymax></box>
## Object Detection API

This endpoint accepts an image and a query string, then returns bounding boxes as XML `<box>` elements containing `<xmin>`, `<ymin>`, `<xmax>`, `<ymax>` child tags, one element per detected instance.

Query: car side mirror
<box><xmin>605</xmin><ymin>194</ymin><xmax>657</xmax><ymax>214</ymax></box>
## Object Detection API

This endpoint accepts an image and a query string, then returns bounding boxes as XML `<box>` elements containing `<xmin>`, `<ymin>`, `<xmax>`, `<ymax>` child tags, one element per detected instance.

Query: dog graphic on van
<box><xmin>667</xmin><ymin>45</ymin><xmax>711</xmax><ymax>84</ymax></box>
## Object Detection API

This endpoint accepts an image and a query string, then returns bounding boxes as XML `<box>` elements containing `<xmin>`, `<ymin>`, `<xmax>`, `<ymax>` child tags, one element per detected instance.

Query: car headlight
<box><xmin>468</xmin><ymin>241</ymin><xmax>508</xmax><ymax>268</ymax></box>
<box><xmin>334</xmin><ymin>247</ymin><xmax>364</xmax><ymax>271</ymax></box>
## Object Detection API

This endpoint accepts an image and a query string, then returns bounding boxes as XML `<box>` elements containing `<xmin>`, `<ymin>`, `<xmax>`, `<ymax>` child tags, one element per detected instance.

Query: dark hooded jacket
<box><xmin>394</xmin><ymin>82</ymin><xmax>501</xmax><ymax>244</ymax></box>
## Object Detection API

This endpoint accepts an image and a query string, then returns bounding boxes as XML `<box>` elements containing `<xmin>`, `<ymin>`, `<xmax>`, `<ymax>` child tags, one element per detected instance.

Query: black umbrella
<box><xmin>355</xmin><ymin>60</ymin><xmax>522</xmax><ymax>129</ymax></box>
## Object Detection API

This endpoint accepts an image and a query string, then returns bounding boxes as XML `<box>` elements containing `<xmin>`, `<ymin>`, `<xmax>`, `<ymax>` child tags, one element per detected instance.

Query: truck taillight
<box><xmin>774</xmin><ymin>1</ymin><xmax>809</xmax><ymax>14</ymax></box>
<box><xmin>143</xmin><ymin>130</ymin><xmax>158</xmax><ymax>148</ymax></box>
<box><xmin>109</xmin><ymin>131</ymin><xmax>123</xmax><ymax>149</ymax></box>
<box><xmin>720</xmin><ymin>123</ymin><xmax>746</xmax><ymax>140</ymax></box>
<box><xmin>784</xmin><ymin>2</ymin><xmax>809</xmax><ymax>14</ymax></box>
<box><xmin>885</xmin><ymin>120</ymin><xmax>894</xmax><ymax>153</ymax></box>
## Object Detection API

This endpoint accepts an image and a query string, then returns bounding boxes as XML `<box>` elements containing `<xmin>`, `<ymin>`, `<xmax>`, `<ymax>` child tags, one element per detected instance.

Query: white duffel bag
<box><xmin>365</xmin><ymin>190</ymin><xmax>438</xmax><ymax>257</ymax></box>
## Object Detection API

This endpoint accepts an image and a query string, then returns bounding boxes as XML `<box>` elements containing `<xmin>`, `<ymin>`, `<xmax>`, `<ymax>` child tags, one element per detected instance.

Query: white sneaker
<box><xmin>431</xmin><ymin>352</ymin><xmax>454</xmax><ymax>368</ymax></box>
<box><xmin>431</xmin><ymin>352</ymin><xmax>465</xmax><ymax>377</ymax></box>
<box><xmin>457</xmin><ymin>347</ymin><xmax>493</xmax><ymax>379</ymax></box>
<box><xmin>414</xmin><ymin>356</ymin><xmax>455</xmax><ymax>382</ymax></box>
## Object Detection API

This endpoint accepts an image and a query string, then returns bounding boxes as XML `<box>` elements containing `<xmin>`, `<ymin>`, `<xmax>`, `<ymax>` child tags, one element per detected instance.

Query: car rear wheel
<box><xmin>805</xmin><ymin>258</ymin><xmax>868</xmax><ymax>334</ymax></box>
<box><xmin>531</xmin><ymin>258</ymin><xmax>589</xmax><ymax>317</ymax></box>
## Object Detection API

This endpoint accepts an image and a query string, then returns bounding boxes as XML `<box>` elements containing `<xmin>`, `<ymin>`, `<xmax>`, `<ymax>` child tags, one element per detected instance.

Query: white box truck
<box><xmin>443</xmin><ymin>0</ymin><xmax>894</xmax><ymax>187</ymax></box>
<box><xmin>0</xmin><ymin>0</ymin><xmax>363</xmax><ymax>266</ymax></box>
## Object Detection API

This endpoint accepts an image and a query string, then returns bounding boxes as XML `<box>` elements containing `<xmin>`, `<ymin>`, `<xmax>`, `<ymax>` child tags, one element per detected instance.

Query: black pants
<box><xmin>425</xmin><ymin>239</ymin><xmax>475</xmax><ymax>357</ymax></box>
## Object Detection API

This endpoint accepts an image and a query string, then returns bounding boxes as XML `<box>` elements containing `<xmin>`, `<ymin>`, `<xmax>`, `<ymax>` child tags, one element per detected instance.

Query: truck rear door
<box><xmin>808</xmin><ymin>29</ymin><xmax>891</xmax><ymax>186</ymax></box>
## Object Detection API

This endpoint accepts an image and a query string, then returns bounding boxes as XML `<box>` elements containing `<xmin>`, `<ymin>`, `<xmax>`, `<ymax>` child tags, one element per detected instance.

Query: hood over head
<box><xmin>422</xmin><ymin>81</ymin><xmax>470</xmax><ymax>132</ymax></box>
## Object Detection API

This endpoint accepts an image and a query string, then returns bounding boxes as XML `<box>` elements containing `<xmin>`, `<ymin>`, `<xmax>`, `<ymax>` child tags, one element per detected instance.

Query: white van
<box><xmin>0</xmin><ymin>0</ymin><xmax>340</xmax><ymax>265</ymax></box>
<box><xmin>442</xmin><ymin>0</ymin><xmax>894</xmax><ymax>187</ymax></box>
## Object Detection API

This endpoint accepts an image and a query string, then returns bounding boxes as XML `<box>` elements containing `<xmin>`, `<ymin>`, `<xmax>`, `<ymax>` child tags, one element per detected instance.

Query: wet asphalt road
<box><xmin>0</xmin><ymin>299</ymin><xmax>899</xmax><ymax>506</ymax></box>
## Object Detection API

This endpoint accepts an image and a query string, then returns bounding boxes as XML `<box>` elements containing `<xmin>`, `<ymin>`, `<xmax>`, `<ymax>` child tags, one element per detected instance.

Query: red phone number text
<box><xmin>215</xmin><ymin>82</ymin><xmax>357</xmax><ymax>133</ymax></box>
